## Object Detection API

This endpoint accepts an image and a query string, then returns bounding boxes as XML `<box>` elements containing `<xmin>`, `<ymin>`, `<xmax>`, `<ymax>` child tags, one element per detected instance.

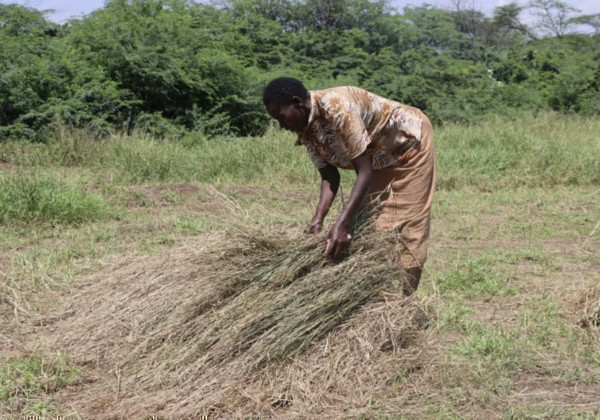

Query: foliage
<box><xmin>0</xmin><ymin>173</ymin><xmax>111</xmax><ymax>224</ymax></box>
<box><xmin>0</xmin><ymin>0</ymin><xmax>599</xmax><ymax>140</ymax></box>
<box><xmin>1</xmin><ymin>111</ymin><xmax>597</xmax><ymax>192</ymax></box>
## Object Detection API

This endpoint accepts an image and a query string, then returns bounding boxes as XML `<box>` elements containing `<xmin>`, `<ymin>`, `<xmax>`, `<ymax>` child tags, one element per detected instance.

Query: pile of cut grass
<box><xmin>35</xmin><ymin>222</ymin><xmax>427</xmax><ymax>417</ymax></box>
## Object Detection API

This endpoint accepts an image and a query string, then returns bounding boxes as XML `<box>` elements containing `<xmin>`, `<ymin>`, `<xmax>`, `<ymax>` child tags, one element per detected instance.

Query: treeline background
<box><xmin>1</xmin><ymin>0</ymin><xmax>599</xmax><ymax>140</ymax></box>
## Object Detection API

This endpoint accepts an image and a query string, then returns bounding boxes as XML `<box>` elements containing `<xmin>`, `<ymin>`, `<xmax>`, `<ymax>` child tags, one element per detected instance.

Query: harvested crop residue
<box><xmin>29</xmin><ymin>226</ymin><xmax>429</xmax><ymax>418</ymax></box>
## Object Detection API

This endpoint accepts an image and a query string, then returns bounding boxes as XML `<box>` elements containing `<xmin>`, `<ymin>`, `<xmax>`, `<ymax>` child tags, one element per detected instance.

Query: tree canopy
<box><xmin>1</xmin><ymin>0</ymin><xmax>598</xmax><ymax>140</ymax></box>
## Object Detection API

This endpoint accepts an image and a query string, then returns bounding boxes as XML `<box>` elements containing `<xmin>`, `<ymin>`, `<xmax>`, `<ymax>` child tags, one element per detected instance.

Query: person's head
<box><xmin>263</xmin><ymin>77</ymin><xmax>311</xmax><ymax>134</ymax></box>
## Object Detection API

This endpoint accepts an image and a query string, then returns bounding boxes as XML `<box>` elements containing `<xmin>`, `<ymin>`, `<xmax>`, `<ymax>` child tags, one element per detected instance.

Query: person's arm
<box><xmin>324</xmin><ymin>152</ymin><xmax>373</xmax><ymax>259</ymax></box>
<box><xmin>305</xmin><ymin>163</ymin><xmax>340</xmax><ymax>234</ymax></box>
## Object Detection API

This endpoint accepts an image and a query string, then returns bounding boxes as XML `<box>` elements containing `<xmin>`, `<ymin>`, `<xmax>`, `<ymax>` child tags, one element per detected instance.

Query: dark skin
<box><xmin>266</xmin><ymin>94</ymin><xmax>373</xmax><ymax>260</ymax></box>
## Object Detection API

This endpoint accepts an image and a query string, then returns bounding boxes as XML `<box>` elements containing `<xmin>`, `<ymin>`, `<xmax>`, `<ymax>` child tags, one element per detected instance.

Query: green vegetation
<box><xmin>0</xmin><ymin>173</ymin><xmax>111</xmax><ymax>224</ymax></box>
<box><xmin>1</xmin><ymin>0</ymin><xmax>599</xmax><ymax>140</ymax></box>
<box><xmin>0</xmin><ymin>353</ymin><xmax>80</xmax><ymax>415</ymax></box>
<box><xmin>0</xmin><ymin>111</ymin><xmax>598</xmax><ymax>192</ymax></box>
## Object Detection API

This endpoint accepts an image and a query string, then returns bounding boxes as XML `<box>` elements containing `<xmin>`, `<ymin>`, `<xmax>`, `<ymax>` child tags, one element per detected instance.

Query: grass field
<box><xmin>1</xmin><ymin>112</ymin><xmax>599</xmax><ymax>418</ymax></box>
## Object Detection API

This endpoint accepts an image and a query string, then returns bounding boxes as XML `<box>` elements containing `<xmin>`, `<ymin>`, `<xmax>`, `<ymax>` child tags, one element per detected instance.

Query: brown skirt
<box><xmin>367</xmin><ymin>112</ymin><xmax>435</xmax><ymax>268</ymax></box>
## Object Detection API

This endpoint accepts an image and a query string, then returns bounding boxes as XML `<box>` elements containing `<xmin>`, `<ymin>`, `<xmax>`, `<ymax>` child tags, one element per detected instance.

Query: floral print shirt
<box><xmin>296</xmin><ymin>86</ymin><xmax>424</xmax><ymax>170</ymax></box>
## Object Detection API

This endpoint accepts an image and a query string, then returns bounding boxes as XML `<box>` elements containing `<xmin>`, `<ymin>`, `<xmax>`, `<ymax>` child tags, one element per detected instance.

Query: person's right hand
<box><xmin>304</xmin><ymin>221</ymin><xmax>323</xmax><ymax>234</ymax></box>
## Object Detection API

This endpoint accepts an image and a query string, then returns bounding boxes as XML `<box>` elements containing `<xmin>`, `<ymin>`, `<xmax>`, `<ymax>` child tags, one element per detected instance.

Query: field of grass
<box><xmin>1</xmin><ymin>112</ymin><xmax>599</xmax><ymax>418</ymax></box>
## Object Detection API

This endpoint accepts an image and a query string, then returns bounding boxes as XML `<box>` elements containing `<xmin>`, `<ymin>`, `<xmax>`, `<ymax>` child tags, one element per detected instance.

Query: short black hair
<box><xmin>263</xmin><ymin>77</ymin><xmax>309</xmax><ymax>107</ymax></box>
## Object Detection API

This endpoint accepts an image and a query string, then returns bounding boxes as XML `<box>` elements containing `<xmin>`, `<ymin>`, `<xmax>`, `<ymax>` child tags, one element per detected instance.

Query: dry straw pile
<box><xmin>41</xmin><ymin>220</ymin><xmax>430</xmax><ymax>417</ymax></box>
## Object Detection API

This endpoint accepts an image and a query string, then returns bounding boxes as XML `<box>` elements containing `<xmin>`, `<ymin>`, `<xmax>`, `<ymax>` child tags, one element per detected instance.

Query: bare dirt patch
<box><xmin>507</xmin><ymin>371</ymin><xmax>600</xmax><ymax>412</ymax></box>
<box><xmin>122</xmin><ymin>183</ymin><xmax>201</xmax><ymax>207</ymax></box>
<box><xmin>117</xmin><ymin>184</ymin><xmax>313</xmax><ymax>220</ymax></box>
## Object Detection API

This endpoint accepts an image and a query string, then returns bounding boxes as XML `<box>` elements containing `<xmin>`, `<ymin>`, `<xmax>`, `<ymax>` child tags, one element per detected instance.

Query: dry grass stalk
<box><xmin>577</xmin><ymin>284</ymin><xmax>600</xmax><ymax>329</ymax></box>
<box><xmin>36</xmin><ymin>222</ymin><xmax>427</xmax><ymax>417</ymax></box>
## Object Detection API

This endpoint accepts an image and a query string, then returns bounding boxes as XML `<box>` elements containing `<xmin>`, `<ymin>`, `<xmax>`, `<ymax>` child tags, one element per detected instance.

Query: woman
<box><xmin>263</xmin><ymin>77</ymin><xmax>435</xmax><ymax>295</ymax></box>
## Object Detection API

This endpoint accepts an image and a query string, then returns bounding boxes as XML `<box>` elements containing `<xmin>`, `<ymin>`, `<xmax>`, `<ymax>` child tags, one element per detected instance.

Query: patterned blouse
<box><xmin>296</xmin><ymin>86</ymin><xmax>424</xmax><ymax>170</ymax></box>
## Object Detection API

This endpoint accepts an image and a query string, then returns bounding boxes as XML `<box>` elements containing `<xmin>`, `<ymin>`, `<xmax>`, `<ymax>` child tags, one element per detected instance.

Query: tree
<box><xmin>571</xmin><ymin>13</ymin><xmax>600</xmax><ymax>35</ymax></box>
<box><xmin>489</xmin><ymin>3</ymin><xmax>530</xmax><ymax>44</ymax></box>
<box><xmin>528</xmin><ymin>0</ymin><xmax>580</xmax><ymax>38</ymax></box>
<box><xmin>0</xmin><ymin>3</ymin><xmax>56</xmax><ymax>36</ymax></box>
<box><xmin>448</xmin><ymin>0</ymin><xmax>487</xmax><ymax>39</ymax></box>
<box><xmin>2</xmin><ymin>0</ymin><xmax>599</xmax><ymax>140</ymax></box>
<box><xmin>67</xmin><ymin>0</ymin><xmax>264</xmax><ymax>135</ymax></box>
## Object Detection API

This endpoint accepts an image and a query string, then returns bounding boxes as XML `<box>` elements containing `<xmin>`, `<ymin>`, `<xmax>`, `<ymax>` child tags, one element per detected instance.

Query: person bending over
<box><xmin>263</xmin><ymin>77</ymin><xmax>435</xmax><ymax>295</ymax></box>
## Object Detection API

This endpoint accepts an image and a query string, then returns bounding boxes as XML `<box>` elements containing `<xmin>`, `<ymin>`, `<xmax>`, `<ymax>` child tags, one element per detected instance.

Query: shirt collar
<box><xmin>295</xmin><ymin>91</ymin><xmax>317</xmax><ymax>146</ymax></box>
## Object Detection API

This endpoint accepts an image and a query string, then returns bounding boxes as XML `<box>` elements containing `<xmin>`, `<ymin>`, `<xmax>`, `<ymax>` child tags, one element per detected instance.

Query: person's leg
<box><xmin>404</xmin><ymin>266</ymin><xmax>422</xmax><ymax>296</ymax></box>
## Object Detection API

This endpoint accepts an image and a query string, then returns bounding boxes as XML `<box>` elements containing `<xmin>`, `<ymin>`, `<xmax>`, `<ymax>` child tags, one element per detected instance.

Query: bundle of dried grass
<box><xmin>41</xmin><ymin>221</ymin><xmax>428</xmax><ymax>417</ymax></box>
<box><xmin>168</xmin><ymin>225</ymin><xmax>407</xmax><ymax>370</ymax></box>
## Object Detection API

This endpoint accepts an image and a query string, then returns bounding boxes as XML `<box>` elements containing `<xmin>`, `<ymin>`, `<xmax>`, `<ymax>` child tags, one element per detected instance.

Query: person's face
<box><xmin>266</xmin><ymin>99</ymin><xmax>307</xmax><ymax>134</ymax></box>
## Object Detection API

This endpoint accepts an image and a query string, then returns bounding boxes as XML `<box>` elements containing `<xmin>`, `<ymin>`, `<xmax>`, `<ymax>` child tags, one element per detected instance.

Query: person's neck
<box><xmin>302</xmin><ymin>92</ymin><xmax>312</xmax><ymax>126</ymax></box>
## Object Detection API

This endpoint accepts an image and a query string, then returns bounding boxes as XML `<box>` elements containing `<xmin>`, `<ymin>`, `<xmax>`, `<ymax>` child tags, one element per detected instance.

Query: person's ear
<box><xmin>291</xmin><ymin>96</ymin><xmax>303</xmax><ymax>108</ymax></box>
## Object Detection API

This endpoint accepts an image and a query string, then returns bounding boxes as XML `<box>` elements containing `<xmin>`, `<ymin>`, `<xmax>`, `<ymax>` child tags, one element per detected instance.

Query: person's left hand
<box><xmin>324</xmin><ymin>222</ymin><xmax>352</xmax><ymax>260</ymax></box>
<box><xmin>304</xmin><ymin>220</ymin><xmax>323</xmax><ymax>234</ymax></box>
